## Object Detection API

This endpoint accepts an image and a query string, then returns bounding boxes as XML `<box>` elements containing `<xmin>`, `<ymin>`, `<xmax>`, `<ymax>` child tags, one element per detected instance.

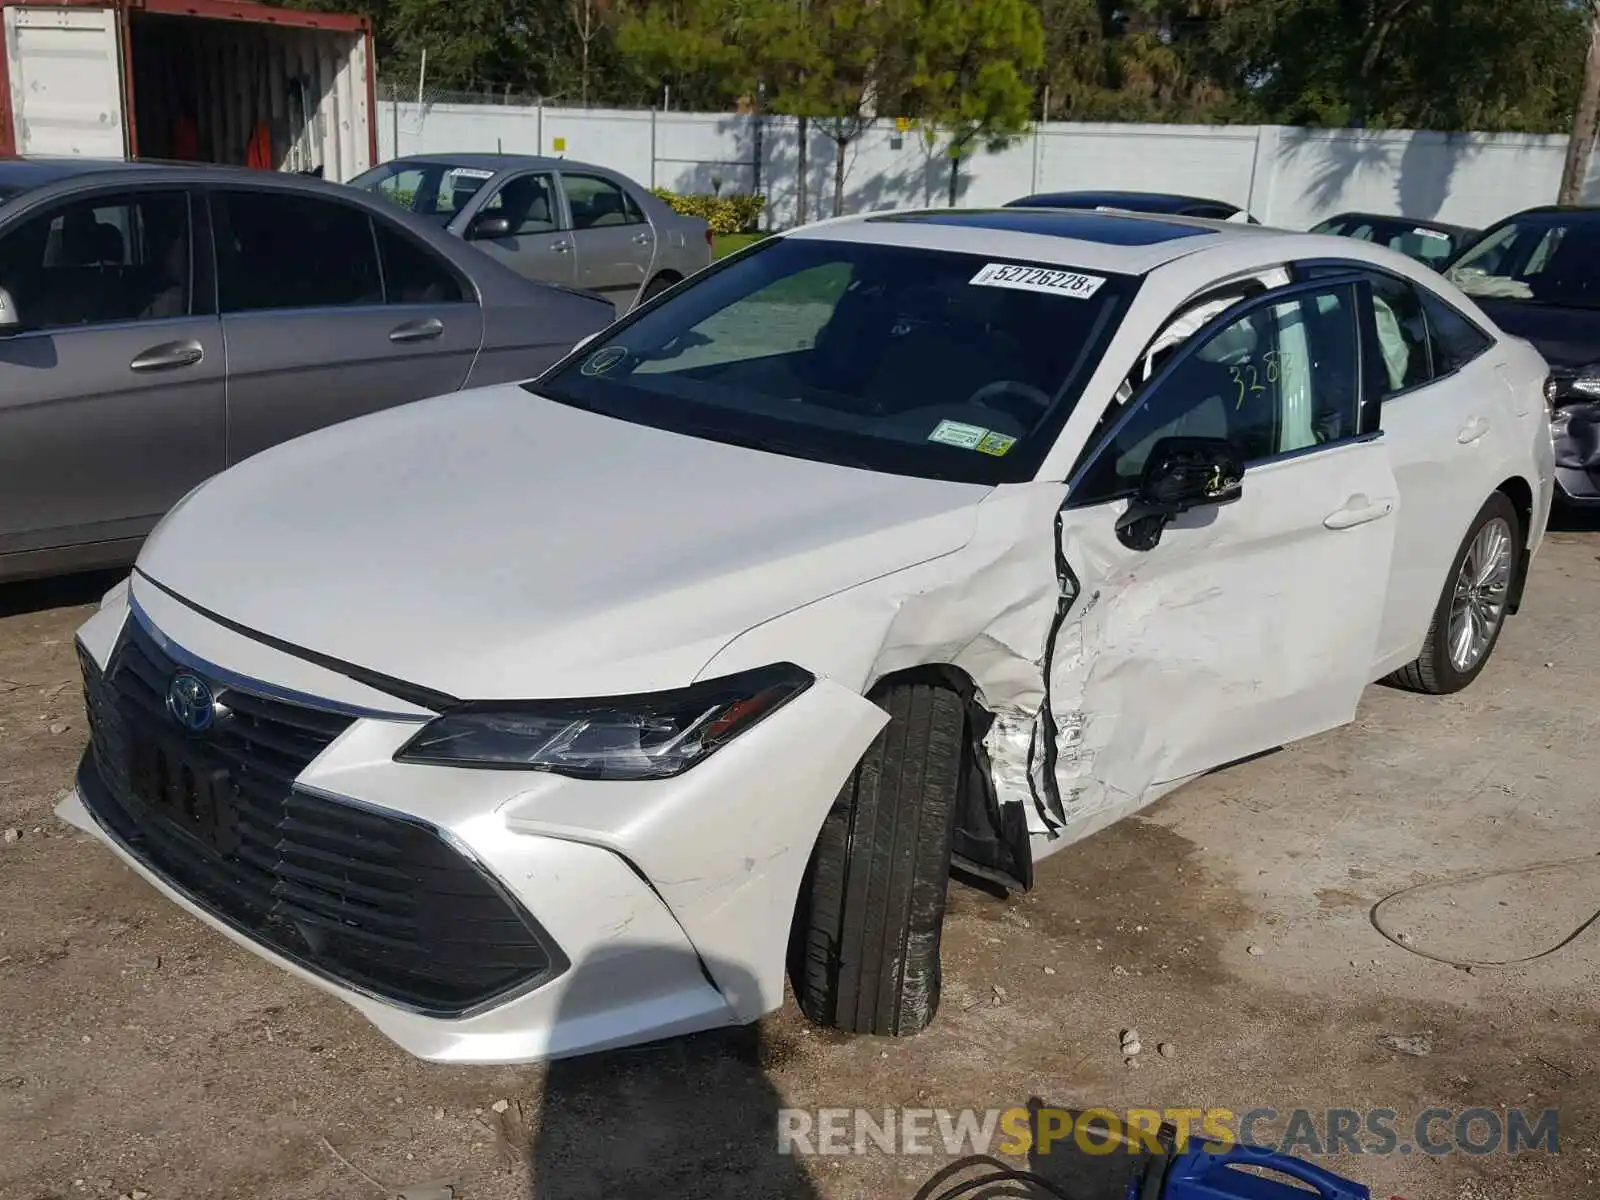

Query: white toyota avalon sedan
<box><xmin>62</xmin><ymin>208</ymin><xmax>1555</xmax><ymax>1063</ymax></box>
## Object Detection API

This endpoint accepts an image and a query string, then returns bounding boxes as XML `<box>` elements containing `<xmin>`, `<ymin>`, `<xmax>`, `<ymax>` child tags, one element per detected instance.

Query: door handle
<box><xmin>1323</xmin><ymin>494</ymin><xmax>1395</xmax><ymax>530</ymax></box>
<box><xmin>632</xmin><ymin>231</ymin><xmax>652</xmax><ymax>245</ymax></box>
<box><xmin>1457</xmin><ymin>416</ymin><xmax>1491</xmax><ymax>444</ymax></box>
<box><xmin>129</xmin><ymin>340</ymin><xmax>204</xmax><ymax>372</ymax></box>
<box><xmin>388</xmin><ymin>317</ymin><xmax>445</xmax><ymax>344</ymax></box>
<box><xmin>550</xmin><ymin>240</ymin><xmax>572</xmax><ymax>253</ymax></box>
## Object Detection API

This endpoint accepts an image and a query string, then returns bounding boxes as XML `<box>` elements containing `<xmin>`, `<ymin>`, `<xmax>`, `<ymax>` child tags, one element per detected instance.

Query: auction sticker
<box><xmin>448</xmin><ymin>167</ymin><xmax>496</xmax><ymax>181</ymax></box>
<box><xmin>969</xmin><ymin>262</ymin><xmax>1107</xmax><ymax>299</ymax></box>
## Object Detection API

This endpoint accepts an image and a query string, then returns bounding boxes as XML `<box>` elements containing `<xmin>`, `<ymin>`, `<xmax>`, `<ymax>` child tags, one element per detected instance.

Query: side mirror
<box><xmin>468</xmin><ymin>214</ymin><xmax>513</xmax><ymax>241</ymax></box>
<box><xmin>1116</xmin><ymin>436</ymin><xmax>1244</xmax><ymax>552</ymax></box>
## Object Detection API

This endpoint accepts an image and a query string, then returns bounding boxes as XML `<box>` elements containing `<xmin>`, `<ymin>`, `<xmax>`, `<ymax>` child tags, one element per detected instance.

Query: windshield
<box><xmin>348</xmin><ymin>161</ymin><xmax>497</xmax><ymax>223</ymax></box>
<box><xmin>1313</xmin><ymin>216</ymin><xmax>1462</xmax><ymax>267</ymax></box>
<box><xmin>1447</xmin><ymin>214</ymin><xmax>1600</xmax><ymax>307</ymax></box>
<box><xmin>530</xmin><ymin>238</ymin><xmax>1134</xmax><ymax>484</ymax></box>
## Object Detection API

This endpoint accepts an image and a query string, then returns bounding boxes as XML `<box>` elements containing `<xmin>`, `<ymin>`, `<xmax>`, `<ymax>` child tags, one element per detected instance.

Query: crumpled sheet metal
<box><xmin>1556</xmin><ymin>402</ymin><xmax>1600</xmax><ymax>471</ymax></box>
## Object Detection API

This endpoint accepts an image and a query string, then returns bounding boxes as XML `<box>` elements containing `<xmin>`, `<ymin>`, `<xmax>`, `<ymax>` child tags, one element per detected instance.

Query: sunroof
<box><xmin>869</xmin><ymin>208</ymin><xmax>1216</xmax><ymax>246</ymax></box>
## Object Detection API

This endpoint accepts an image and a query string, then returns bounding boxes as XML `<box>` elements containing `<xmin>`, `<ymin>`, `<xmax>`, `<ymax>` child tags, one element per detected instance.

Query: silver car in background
<box><xmin>0</xmin><ymin>159</ymin><xmax>614</xmax><ymax>585</ymax></box>
<box><xmin>349</xmin><ymin>154</ymin><xmax>714</xmax><ymax>313</ymax></box>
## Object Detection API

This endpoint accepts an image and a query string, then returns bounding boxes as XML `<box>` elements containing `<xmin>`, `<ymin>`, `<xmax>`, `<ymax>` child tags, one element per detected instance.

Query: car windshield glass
<box><xmin>349</xmin><ymin>161</ymin><xmax>497</xmax><ymax>221</ymax></box>
<box><xmin>529</xmin><ymin>238</ymin><xmax>1134</xmax><ymax>485</ymax></box>
<box><xmin>1448</xmin><ymin>215</ymin><xmax>1600</xmax><ymax>307</ymax></box>
<box><xmin>1316</xmin><ymin>216</ymin><xmax>1460</xmax><ymax>265</ymax></box>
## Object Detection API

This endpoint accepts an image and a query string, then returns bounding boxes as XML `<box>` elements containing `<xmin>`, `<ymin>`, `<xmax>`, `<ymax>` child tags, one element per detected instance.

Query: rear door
<box><xmin>0</xmin><ymin>186</ymin><xmax>224</xmax><ymax>560</ymax></box>
<box><xmin>1038</xmin><ymin>279</ymin><xmax>1397</xmax><ymax>832</ymax></box>
<box><xmin>1302</xmin><ymin>264</ymin><xmax>1506</xmax><ymax>675</ymax></box>
<box><xmin>210</xmin><ymin>188</ymin><xmax>482</xmax><ymax>464</ymax></box>
<box><xmin>456</xmin><ymin>169</ymin><xmax>577</xmax><ymax>287</ymax></box>
<box><xmin>560</xmin><ymin>171</ymin><xmax>655</xmax><ymax>312</ymax></box>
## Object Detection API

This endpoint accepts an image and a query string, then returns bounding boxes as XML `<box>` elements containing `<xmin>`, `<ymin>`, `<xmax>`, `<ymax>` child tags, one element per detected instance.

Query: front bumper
<box><xmin>1553</xmin><ymin>401</ymin><xmax>1600</xmax><ymax>506</ymax></box>
<box><xmin>66</xmin><ymin>575</ymin><xmax>886</xmax><ymax>1063</ymax></box>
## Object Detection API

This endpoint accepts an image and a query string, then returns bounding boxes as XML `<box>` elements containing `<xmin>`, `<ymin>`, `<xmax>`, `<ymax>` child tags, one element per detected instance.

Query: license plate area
<box><xmin>121</xmin><ymin>705</ymin><xmax>243</xmax><ymax>856</ymax></box>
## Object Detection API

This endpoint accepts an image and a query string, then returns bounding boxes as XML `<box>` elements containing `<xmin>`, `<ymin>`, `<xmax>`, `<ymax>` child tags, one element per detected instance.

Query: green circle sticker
<box><xmin>581</xmin><ymin>346</ymin><xmax>629</xmax><ymax>376</ymax></box>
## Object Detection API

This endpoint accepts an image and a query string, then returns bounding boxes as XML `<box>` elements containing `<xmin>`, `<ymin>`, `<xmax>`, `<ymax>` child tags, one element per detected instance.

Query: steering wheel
<box><xmin>965</xmin><ymin>380</ymin><xmax>1053</xmax><ymax>426</ymax></box>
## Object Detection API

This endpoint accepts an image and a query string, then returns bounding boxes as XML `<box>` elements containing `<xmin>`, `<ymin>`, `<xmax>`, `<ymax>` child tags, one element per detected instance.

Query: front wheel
<box><xmin>791</xmin><ymin>682</ymin><xmax>964</xmax><ymax>1036</ymax></box>
<box><xmin>1387</xmin><ymin>492</ymin><xmax>1519</xmax><ymax>695</ymax></box>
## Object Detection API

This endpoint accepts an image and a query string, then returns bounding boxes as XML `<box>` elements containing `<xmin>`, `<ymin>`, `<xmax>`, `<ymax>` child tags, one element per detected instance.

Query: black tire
<box><xmin>638</xmin><ymin>272</ymin><xmax>679</xmax><ymax>304</ymax></box>
<box><xmin>1386</xmin><ymin>491</ymin><xmax>1520</xmax><ymax>695</ymax></box>
<box><xmin>792</xmin><ymin>682</ymin><xmax>964</xmax><ymax>1036</ymax></box>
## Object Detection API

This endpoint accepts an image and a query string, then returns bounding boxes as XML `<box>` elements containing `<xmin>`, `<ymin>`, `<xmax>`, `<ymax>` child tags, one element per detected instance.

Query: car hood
<box><xmin>1474</xmin><ymin>298</ymin><xmax>1600</xmax><ymax>369</ymax></box>
<box><xmin>137</xmin><ymin>386</ymin><xmax>989</xmax><ymax>702</ymax></box>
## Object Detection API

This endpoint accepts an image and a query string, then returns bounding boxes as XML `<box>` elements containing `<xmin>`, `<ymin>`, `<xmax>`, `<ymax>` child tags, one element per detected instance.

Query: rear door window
<box><xmin>373</xmin><ymin>221</ymin><xmax>471</xmax><ymax>305</ymax></box>
<box><xmin>212</xmin><ymin>191</ymin><xmax>381</xmax><ymax>313</ymax></box>
<box><xmin>1367</xmin><ymin>275</ymin><xmax>1432</xmax><ymax>394</ymax></box>
<box><xmin>563</xmin><ymin>174</ymin><xmax>645</xmax><ymax>229</ymax></box>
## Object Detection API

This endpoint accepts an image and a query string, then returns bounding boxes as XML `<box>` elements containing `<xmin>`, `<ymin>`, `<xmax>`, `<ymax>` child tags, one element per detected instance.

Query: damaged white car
<box><xmin>63</xmin><ymin>208</ymin><xmax>1555</xmax><ymax>1063</ymax></box>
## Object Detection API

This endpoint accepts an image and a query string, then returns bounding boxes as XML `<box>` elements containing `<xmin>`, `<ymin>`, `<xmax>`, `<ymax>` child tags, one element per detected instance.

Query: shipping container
<box><xmin>0</xmin><ymin>0</ymin><xmax>376</xmax><ymax>181</ymax></box>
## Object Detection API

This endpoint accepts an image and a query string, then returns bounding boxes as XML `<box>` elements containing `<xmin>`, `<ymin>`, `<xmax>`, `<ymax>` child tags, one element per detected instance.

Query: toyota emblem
<box><xmin>166</xmin><ymin>672</ymin><xmax>217</xmax><ymax>734</ymax></box>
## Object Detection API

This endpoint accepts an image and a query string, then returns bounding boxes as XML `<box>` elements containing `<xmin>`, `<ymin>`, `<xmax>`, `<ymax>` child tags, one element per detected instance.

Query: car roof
<box><xmin>1005</xmin><ymin>190</ymin><xmax>1237</xmax><ymax>213</ymax></box>
<box><xmin>382</xmin><ymin>152</ymin><xmax>608</xmax><ymax>174</ymax></box>
<box><xmin>1493</xmin><ymin>205</ymin><xmax>1600</xmax><ymax>222</ymax></box>
<box><xmin>787</xmin><ymin>207</ymin><xmax>1277</xmax><ymax>276</ymax></box>
<box><xmin>0</xmin><ymin>156</ymin><xmax>167</xmax><ymax>190</ymax></box>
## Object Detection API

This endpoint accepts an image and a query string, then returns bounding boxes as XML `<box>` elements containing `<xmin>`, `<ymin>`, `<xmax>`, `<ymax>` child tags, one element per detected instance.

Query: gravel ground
<box><xmin>2</xmin><ymin>522</ymin><xmax>1598</xmax><ymax>1200</ymax></box>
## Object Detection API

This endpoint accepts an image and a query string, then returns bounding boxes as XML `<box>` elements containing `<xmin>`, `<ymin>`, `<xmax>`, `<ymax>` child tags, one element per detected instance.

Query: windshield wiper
<box><xmin>529</xmin><ymin>385</ymin><xmax>876</xmax><ymax>470</ymax></box>
<box><xmin>673</xmin><ymin>423</ymin><xmax>877</xmax><ymax>471</ymax></box>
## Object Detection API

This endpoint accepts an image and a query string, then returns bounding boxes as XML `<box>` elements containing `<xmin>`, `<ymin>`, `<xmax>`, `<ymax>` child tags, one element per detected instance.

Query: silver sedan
<box><xmin>349</xmin><ymin>154</ymin><xmax>714</xmax><ymax>313</ymax></box>
<box><xmin>0</xmin><ymin>158</ymin><xmax>613</xmax><ymax>584</ymax></box>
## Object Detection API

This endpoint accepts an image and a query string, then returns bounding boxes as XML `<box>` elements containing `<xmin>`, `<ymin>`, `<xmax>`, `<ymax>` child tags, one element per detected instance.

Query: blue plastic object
<box><xmin>1149</xmin><ymin>1142</ymin><xmax>1371</xmax><ymax>1200</ymax></box>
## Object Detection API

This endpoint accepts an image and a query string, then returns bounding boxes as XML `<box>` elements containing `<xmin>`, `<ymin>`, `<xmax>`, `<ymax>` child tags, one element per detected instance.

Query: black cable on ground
<box><xmin>911</xmin><ymin>1154</ymin><xmax>1077</xmax><ymax>1200</ymax></box>
<box><xmin>1369</xmin><ymin>852</ymin><xmax>1600</xmax><ymax>968</ymax></box>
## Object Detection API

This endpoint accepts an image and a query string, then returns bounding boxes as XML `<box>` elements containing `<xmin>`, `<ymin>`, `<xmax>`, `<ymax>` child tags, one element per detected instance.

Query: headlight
<box><xmin>395</xmin><ymin>663</ymin><xmax>813</xmax><ymax>779</ymax></box>
<box><xmin>1549</xmin><ymin>364</ymin><xmax>1600</xmax><ymax>411</ymax></box>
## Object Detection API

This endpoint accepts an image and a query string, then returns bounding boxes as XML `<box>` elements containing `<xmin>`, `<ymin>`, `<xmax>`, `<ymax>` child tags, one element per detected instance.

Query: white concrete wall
<box><xmin>377</xmin><ymin>100</ymin><xmax>1600</xmax><ymax>232</ymax></box>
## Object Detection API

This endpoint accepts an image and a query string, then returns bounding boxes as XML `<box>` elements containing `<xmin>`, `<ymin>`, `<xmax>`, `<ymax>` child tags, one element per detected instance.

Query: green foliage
<box><xmin>903</xmin><ymin>0</ymin><xmax>1045</xmax><ymax>202</ymax></box>
<box><xmin>652</xmin><ymin>189</ymin><xmax>768</xmax><ymax>232</ymax></box>
<box><xmin>1210</xmin><ymin>0</ymin><xmax>1587</xmax><ymax>132</ymax></box>
<box><xmin>273</xmin><ymin>0</ymin><xmax>1593</xmax><ymax>138</ymax></box>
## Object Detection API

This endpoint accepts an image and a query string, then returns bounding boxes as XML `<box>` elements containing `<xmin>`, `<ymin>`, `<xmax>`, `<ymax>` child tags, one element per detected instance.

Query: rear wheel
<box><xmin>638</xmin><ymin>272</ymin><xmax>680</xmax><ymax>305</ymax></box>
<box><xmin>1387</xmin><ymin>492</ymin><xmax>1519</xmax><ymax>695</ymax></box>
<box><xmin>792</xmin><ymin>682</ymin><xmax>964</xmax><ymax>1036</ymax></box>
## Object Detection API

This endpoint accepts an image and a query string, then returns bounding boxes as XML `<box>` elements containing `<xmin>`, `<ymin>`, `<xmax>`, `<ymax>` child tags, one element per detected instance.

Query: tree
<box><xmin>615</xmin><ymin>0</ymin><xmax>754</xmax><ymax>109</ymax></box>
<box><xmin>1211</xmin><ymin>0</ymin><xmax>1587</xmax><ymax>132</ymax></box>
<box><xmin>778</xmin><ymin>0</ymin><xmax>916</xmax><ymax>217</ymax></box>
<box><xmin>1560</xmin><ymin>1</ymin><xmax>1600</xmax><ymax>204</ymax></box>
<box><xmin>569</xmin><ymin>0</ymin><xmax>611</xmax><ymax>106</ymax></box>
<box><xmin>905</xmin><ymin>0</ymin><xmax>1044</xmax><ymax>205</ymax></box>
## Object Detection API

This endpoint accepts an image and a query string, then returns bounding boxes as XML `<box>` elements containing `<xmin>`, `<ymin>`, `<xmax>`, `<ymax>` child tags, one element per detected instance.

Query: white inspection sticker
<box><xmin>448</xmin><ymin>167</ymin><xmax>496</xmax><ymax>180</ymax></box>
<box><xmin>928</xmin><ymin>419</ymin><xmax>989</xmax><ymax>450</ymax></box>
<box><xmin>1414</xmin><ymin>227</ymin><xmax>1450</xmax><ymax>240</ymax></box>
<box><xmin>970</xmin><ymin>262</ymin><xmax>1107</xmax><ymax>299</ymax></box>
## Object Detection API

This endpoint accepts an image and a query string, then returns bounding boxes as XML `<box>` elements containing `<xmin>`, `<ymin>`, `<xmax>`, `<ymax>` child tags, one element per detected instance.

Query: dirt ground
<box><xmin>3</xmin><ymin>525</ymin><xmax>1599</xmax><ymax>1200</ymax></box>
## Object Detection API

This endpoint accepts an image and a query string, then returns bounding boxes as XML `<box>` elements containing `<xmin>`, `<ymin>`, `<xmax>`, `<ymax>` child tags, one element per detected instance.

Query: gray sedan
<box><xmin>0</xmin><ymin>158</ymin><xmax>613</xmax><ymax>585</ymax></box>
<box><xmin>349</xmin><ymin>154</ymin><xmax>714</xmax><ymax>313</ymax></box>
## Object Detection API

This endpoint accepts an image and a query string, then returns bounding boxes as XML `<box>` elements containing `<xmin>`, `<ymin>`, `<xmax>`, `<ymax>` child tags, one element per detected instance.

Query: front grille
<box><xmin>78</xmin><ymin>616</ymin><xmax>563</xmax><ymax>1016</ymax></box>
